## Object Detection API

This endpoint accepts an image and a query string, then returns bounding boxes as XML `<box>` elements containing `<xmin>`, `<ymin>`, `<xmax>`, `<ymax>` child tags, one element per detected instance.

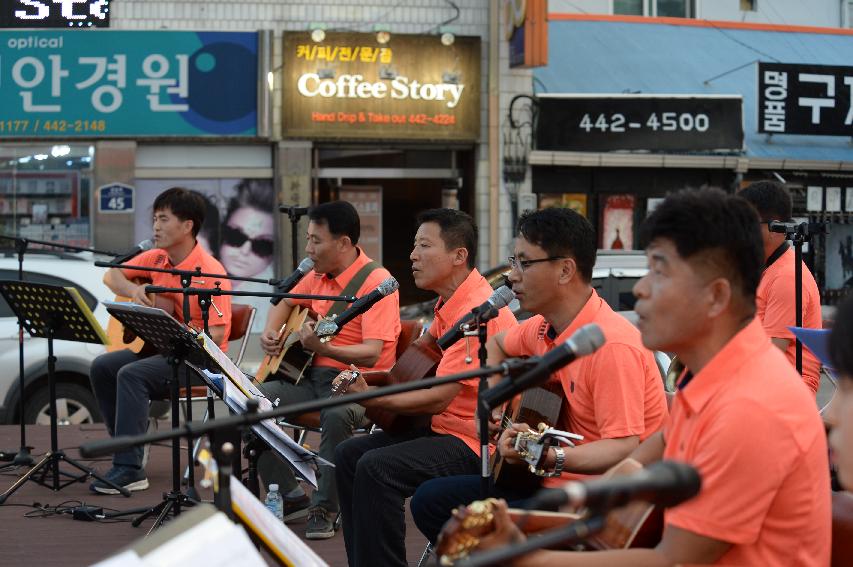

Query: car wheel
<box><xmin>23</xmin><ymin>383</ymin><xmax>102</xmax><ymax>425</ymax></box>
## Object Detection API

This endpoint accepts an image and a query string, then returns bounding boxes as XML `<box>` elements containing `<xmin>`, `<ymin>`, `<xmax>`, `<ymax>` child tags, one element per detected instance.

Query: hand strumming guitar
<box><xmin>260</xmin><ymin>328</ymin><xmax>285</xmax><ymax>357</ymax></box>
<box><xmin>130</xmin><ymin>282</ymin><xmax>154</xmax><ymax>307</ymax></box>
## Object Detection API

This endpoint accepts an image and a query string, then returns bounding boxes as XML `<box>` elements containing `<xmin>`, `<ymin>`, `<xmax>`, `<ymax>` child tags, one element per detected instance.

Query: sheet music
<box><xmin>142</xmin><ymin>511</ymin><xmax>266</xmax><ymax>567</ymax></box>
<box><xmin>196</xmin><ymin>332</ymin><xmax>256</xmax><ymax>396</ymax></box>
<box><xmin>222</xmin><ymin>379</ymin><xmax>327</xmax><ymax>488</ymax></box>
<box><xmin>230</xmin><ymin>476</ymin><xmax>329</xmax><ymax>567</ymax></box>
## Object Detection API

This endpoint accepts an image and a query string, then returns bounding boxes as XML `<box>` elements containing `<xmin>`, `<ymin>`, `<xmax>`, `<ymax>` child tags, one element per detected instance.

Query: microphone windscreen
<box><xmin>297</xmin><ymin>257</ymin><xmax>315</xmax><ymax>272</ymax></box>
<box><xmin>490</xmin><ymin>285</ymin><xmax>515</xmax><ymax>309</ymax></box>
<box><xmin>377</xmin><ymin>277</ymin><xmax>399</xmax><ymax>296</ymax></box>
<box><xmin>566</xmin><ymin>323</ymin><xmax>606</xmax><ymax>357</ymax></box>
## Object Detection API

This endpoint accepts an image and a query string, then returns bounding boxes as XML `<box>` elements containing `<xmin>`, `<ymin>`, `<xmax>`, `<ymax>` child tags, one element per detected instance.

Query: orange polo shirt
<box><xmin>502</xmin><ymin>290</ymin><xmax>668</xmax><ymax>486</ymax></box>
<box><xmin>121</xmin><ymin>243</ymin><xmax>232</xmax><ymax>350</ymax></box>
<box><xmin>663</xmin><ymin>318</ymin><xmax>830</xmax><ymax>567</ymax></box>
<box><xmin>757</xmin><ymin>246</ymin><xmax>822</xmax><ymax>394</ymax></box>
<box><xmin>427</xmin><ymin>269</ymin><xmax>518</xmax><ymax>456</ymax></box>
<box><xmin>288</xmin><ymin>248</ymin><xmax>400</xmax><ymax>371</ymax></box>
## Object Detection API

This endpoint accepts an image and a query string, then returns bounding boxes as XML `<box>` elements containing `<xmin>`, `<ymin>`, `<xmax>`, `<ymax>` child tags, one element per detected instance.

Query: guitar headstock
<box><xmin>314</xmin><ymin>315</ymin><xmax>338</xmax><ymax>343</ymax></box>
<box><xmin>330</xmin><ymin>369</ymin><xmax>360</xmax><ymax>397</ymax></box>
<box><xmin>436</xmin><ymin>499</ymin><xmax>500</xmax><ymax>565</ymax></box>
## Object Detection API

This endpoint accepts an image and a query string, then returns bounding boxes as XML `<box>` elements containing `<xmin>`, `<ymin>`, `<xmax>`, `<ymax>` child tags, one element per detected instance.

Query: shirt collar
<box><xmin>546</xmin><ymin>289</ymin><xmax>603</xmax><ymax>345</ymax></box>
<box><xmin>433</xmin><ymin>268</ymin><xmax>486</xmax><ymax>327</ymax></box>
<box><xmin>323</xmin><ymin>247</ymin><xmax>369</xmax><ymax>287</ymax></box>
<box><xmin>677</xmin><ymin>317</ymin><xmax>768</xmax><ymax>414</ymax></box>
<box><xmin>166</xmin><ymin>242</ymin><xmax>205</xmax><ymax>271</ymax></box>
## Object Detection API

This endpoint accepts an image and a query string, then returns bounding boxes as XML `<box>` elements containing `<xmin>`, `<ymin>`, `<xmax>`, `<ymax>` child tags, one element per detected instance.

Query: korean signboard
<box><xmin>0</xmin><ymin>30</ymin><xmax>259</xmax><ymax>137</ymax></box>
<box><xmin>282</xmin><ymin>32</ymin><xmax>481</xmax><ymax>142</ymax></box>
<box><xmin>535</xmin><ymin>95</ymin><xmax>744</xmax><ymax>152</ymax></box>
<box><xmin>758</xmin><ymin>62</ymin><xmax>853</xmax><ymax>136</ymax></box>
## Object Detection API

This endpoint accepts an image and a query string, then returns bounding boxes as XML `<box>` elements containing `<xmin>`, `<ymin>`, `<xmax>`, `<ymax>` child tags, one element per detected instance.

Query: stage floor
<box><xmin>0</xmin><ymin>424</ymin><xmax>429</xmax><ymax>567</ymax></box>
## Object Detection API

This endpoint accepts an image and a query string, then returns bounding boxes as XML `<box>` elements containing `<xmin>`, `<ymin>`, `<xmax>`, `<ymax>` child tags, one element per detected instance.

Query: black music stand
<box><xmin>104</xmin><ymin>302</ymin><xmax>206</xmax><ymax>533</ymax></box>
<box><xmin>0</xmin><ymin>281</ymin><xmax>128</xmax><ymax>504</ymax></box>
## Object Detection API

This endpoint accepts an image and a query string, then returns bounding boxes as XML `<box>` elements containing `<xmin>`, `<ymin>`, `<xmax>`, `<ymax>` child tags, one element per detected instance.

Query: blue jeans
<box><xmin>410</xmin><ymin>474</ymin><xmax>536</xmax><ymax>544</ymax></box>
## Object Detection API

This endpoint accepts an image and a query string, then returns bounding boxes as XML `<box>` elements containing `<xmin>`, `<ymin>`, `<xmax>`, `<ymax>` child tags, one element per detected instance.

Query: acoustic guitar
<box><xmin>254</xmin><ymin>305</ymin><xmax>315</xmax><ymax>384</ymax></box>
<box><xmin>105</xmin><ymin>278</ymin><xmax>175</xmax><ymax>355</ymax></box>
<box><xmin>435</xmin><ymin>459</ymin><xmax>663</xmax><ymax>565</ymax></box>
<box><xmin>332</xmin><ymin>332</ymin><xmax>443</xmax><ymax>435</ymax></box>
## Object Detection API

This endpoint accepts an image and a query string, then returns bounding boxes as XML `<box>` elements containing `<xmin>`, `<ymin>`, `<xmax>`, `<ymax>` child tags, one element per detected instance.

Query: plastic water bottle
<box><xmin>265</xmin><ymin>483</ymin><xmax>283</xmax><ymax>521</ymax></box>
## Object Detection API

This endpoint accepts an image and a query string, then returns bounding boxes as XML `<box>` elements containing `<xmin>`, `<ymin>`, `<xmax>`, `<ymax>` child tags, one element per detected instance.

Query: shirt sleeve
<box><xmin>760</xmin><ymin>273</ymin><xmax>797</xmax><ymax>340</ymax></box>
<box><xmin>665</xmin><ymin>400</ymin><xmax>796</xmax><ymax>545</ymax></box>
<box><xmin>359</xmin><ymin>291</ymin><xmax>401</xmax><ymax>343</ymax></box>
<box><xmin>119</xmin><ymin>249</ymin><xmax>159</xmax><ymax>281</ymax></box>
<box><xmin>588</xmin><ymin>343</ymin><xmax>653</xmax><ymax>439</ymax></box>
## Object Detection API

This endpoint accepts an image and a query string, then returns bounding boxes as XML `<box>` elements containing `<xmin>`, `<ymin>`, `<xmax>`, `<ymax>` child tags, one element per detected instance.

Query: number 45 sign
<box><xmin>98</xmin><ymin>182</ymin><xmax>134</xmax><ymax>214</ymax></box>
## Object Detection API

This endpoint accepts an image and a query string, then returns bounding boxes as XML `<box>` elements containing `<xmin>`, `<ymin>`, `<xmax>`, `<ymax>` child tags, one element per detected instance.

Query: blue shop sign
<box><xmin>0</xmin><ymin>30</ymin><xmax>258</xmax><ymax>137</ymax></box>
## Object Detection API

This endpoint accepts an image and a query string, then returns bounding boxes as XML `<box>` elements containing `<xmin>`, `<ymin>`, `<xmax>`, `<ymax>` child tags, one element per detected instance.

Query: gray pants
<box><xmin>257</xmin><ymin>366</ymin><xmax>367</xmax><ymax>513</ymax></box>
<box><xmin>89</xmin><ymin>350</ymin><xmax>172</xmax><ymax>469</ymax></box>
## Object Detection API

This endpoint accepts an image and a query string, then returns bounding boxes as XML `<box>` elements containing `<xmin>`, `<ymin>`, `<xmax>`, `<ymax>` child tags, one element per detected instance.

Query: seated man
<box><xmin>333</xmin><ymin>208</ymin><xmax>517</xmax><ymax>567</ymax></box>
<box><xmin>257</xmin><ymin>200</ymin><xmax>400</xmax><ymax>539</ymax></box>
<box><xmin>740</xmin><ymin>181</ymin><xmax>822</xmax><ymax>394</ymax></box>
<box><xmin>410</xmin><ymin>207</ymin><xmax>668</xmax><ymax>543</ymax></box>
<box><xmin>89</xmin><ymin>187</ymin><xmax>232</xmax><ymax>494</ymax></box>
<box><xmin>475</xmin><ymin>188</ymin><xmax>830</xmax><ymax>566</ymax></box>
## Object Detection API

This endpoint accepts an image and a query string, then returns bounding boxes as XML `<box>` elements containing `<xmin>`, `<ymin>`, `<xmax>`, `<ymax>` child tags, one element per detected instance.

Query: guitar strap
<box><xmin>324</xmin><ymin>260</ymin><xmax>381</xmax><ymax>320</ymax></box>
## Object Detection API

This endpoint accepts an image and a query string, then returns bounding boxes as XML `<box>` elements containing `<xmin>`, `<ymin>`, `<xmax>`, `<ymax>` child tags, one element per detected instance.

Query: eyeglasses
<box><xmin>222</xmin><ymin>225</ymin><xmax>274</xmax><ymax>257</ymax></box>
<box><xmin>507</xmin><ymin>255</ymin><xmax>568</xmax><ymax>272</ymax></box>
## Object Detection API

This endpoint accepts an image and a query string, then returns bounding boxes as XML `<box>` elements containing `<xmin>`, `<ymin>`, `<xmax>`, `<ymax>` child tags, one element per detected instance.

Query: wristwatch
<box><xmin>532</xmin><ymin>446</ymin><xmax>565</xmax><ymax>478</ymax></box>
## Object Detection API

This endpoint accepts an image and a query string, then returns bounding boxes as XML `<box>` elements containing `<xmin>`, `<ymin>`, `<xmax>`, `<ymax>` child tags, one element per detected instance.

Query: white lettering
<box><xmin>297</xmin><ymin>72</ymin><xmax>464</xmax><ymax>108</ymax></box>
<box><xmin>14</xmin><ymin>0</ymin><xmax>49</xmax><ymax>20</ymax></box>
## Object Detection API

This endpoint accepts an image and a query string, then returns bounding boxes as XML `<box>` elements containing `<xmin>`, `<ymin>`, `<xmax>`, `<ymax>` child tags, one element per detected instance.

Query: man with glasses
<box><xmin>258</xmin><ymin>200</ymin><xmax>401</xmax><ymax>539</ymax></box>
<box><xmin>409</xmin><ymin>206</ymin><xmax>668</xmax><ymax>544</ymax></box>
<box><xmin>739</xmin><ymin>181</ymin><xmax>822</xmax><ymax>394</ymax></box>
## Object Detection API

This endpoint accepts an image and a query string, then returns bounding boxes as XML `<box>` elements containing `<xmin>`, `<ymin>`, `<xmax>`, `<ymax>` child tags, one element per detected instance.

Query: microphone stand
<box><xmin>94</xmin><ymin>260</ymin><xmax>294</xmax><ymax>289</ymax></box>
<box><xmin>470</xmin><ymin>310</ymin><xmax>493</xmax><ymax>500</ymax></box>
<box><xmin>79</xmin><ymin>360</ymin><xmax>525</xmax><ymax>520</ymax></box>
<box><xmin>0</xmin><ymin>235</ymin><xmax>120</xmax><ymax>469</ymax></box>
<box><xmin>279</xmin><ymin>205</ymin><xmax>309</xmax><ymax>272</ymax></box>
<box><xmin>454</xmin><ymin>513</ymin><xmax>607</xmax><ymax>567</ymax></box>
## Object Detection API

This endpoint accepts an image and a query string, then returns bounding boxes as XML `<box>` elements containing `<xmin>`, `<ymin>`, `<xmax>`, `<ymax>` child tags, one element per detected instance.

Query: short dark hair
<box><xmin>309</xmin><ymin>200</ymin><xmax>360</xmax><ymax>245</ymax></box>
<box><xmin>153</xmin><ymin>187</ymin><xmax>206</xmax><ymax>238</ymax></box>
<box><xmin>640</xmin><ymin>188</ymin><xmax>764</xmax><ymax>305</ymax></box>
<box><xmin>739</xmin><ymin>181</ymin><xmax>792</xmax><ymax>223</ymax></box>
<box><xmin>830</xmin><ymin>296</ymin><xmax>853</xmax><ymax>379</ymax></box>
<box><xmin>416</xmin><ymin>208</ymin><xmax>478</xmax><ymax>269</ymax></box>
<box><xmin>516</xmin><ymin>207</ymin><xmax>596</xmax><ymax>282</ymax></box>
<box><xmin>225</xmin><ymin>179</ymin><xmax>274</xmax><ymax>224</ymax></box>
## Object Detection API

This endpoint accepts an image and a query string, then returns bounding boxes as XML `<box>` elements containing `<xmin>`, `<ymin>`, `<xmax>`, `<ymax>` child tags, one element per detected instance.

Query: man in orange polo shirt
<box><xmin>740</xmin><ymin>181</ymin><xmax>822</xmax><ymax>394</ymax></box>
<box><xmin>475</xmin><ymin>189</ymin><xmax>830</xmax><ymax>567</ymax></box>
<box><xmin>332</xmin><ymin>208</ymin><xmax>517</xmax><ymax>567</ymax></box>
<box><xmin>410</xmin><ymin>206</ymin><xmax>668</xmax><ymax>544</ymax></box>
<box><xmin>89</xmin><ymin>187</ymin><xmax>232</xmax><ymax>495</ymax></box>
<box><xmin>257</xmin><ymin>200</ymin><xmax>400</xmax><ymax>539</ymax></box>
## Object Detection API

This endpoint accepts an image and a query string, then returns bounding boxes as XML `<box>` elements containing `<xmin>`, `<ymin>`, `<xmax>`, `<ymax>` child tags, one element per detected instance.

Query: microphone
<box><xmin>315</xmin><ymin>277</ymin><xmax>399</xmax><ymax>340</ymax></box>
<box><xmin>481</xmin><ymin>323</ymin><xmax>605</xmax><ymax>409</ymax></box>
<box><xmin>436</xmin><ymin>285</ymin><xmax>516</xmax><ymax>350</ymax></box>
<box><xmin>270</xmin><ymin>257</ymin><xmax>315</xmax><ymax>306</ymax></box>
<box><xmin>529</xmin><ymin>460</ymin><xmax>701</xmax><ymax>511</ymax></box>
<box><xmin>111</xmin><ymin>239</ymin><xmax>154</xmax><ymax>265</ymax></box>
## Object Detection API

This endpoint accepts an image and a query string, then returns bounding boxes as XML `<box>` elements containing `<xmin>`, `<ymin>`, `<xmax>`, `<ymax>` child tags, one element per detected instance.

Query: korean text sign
<box><xmin>0</xmin><ymin>30</ymin><xmax>258</xmax><ymax>137</ymax></box>
<box><xmin>282</xmin><ymin>31</ymin><xmax>481</xmax><ymax>142</ymax></box>
<box><xmin>758</xmin><ymin>62</ymin><xmax>853</xmax><ymax>136</ymax></box>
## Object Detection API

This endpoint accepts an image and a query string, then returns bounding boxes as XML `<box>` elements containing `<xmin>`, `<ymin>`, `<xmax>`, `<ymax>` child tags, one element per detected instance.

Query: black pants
<box><xmin>335</xmin><ymin>429</ymin><xmax>480</xmax><ymax>567</ymax></box>
<box><xmin>89</xmin><ymin>350</ymin><xmax>171</xmax><ymax>469</ymax></box>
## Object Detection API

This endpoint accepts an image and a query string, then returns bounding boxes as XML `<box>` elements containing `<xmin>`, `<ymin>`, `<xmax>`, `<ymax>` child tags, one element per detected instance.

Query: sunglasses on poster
<box><xmin>222</xmin><ymin>225</ymin><xmax>275</xmax><ymax>257</ymax></box>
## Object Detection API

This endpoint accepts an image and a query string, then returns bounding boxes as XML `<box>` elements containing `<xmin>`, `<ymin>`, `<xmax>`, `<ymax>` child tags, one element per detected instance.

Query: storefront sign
<box><xmin>0</xmin><ymin>30</ymin><xmax>259</xmax><ymax>137</ymax></box>
<box><xmin>2</xmin><ymin>0</ymin><xmax>110</xmax><ymax>28</ymax></box>
<box><xmin>282</xmin><ymin>32</ymin><xmax>481</xmax><ymax>141</ymax></box>
<box><xmin>758</xmin><ymin>62</ymin><xmax>853</xmax><ymax>136</ymax></box>
<box><xmin>535</xmin><ymin>95</ymin><xmax>744</xmax><ymax>152</ymax></box>
<box><xmin>98</xmin><ymin>182</ymin><xmax>133</xmax><ymax>213</ymax></box>
<box><xmin>505</xmin><ymin>0</ymin><xmax>547</xmax><ymax>69</ymax></box>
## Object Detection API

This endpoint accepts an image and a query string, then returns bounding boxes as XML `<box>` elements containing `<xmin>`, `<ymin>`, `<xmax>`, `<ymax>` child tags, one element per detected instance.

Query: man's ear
<box><xmin>705</xmin><ymin>277</ymin><xmax>733</xmax><ymax>319</ymax></box>
<box><xmin>454</xmin><ymin>247</ymin><xmax>469</xmax><ymax>267</ymax></box>
<box><xmin>558</xmin><ymin>257</ymin><xmax>577</xmax><ymax>284</ymax></box>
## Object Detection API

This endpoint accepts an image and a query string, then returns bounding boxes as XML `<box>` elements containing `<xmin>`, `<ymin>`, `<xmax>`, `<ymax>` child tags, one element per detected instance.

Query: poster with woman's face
<box><xmin>134</xmin><ymin>178</ymin><xmax>276</xmax><ymax>333</ymax></box>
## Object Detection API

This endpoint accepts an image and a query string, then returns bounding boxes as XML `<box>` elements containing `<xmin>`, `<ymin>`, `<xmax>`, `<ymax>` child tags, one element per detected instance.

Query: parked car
<box><xmin>0</xmin><ymin>250</ymin><xmax>113</xmax><ymax>425</ymax></box>
<box><xmin>399</xmin><ymin>250</ymin><xmax>649</xmax><ymax>329</ymax></box>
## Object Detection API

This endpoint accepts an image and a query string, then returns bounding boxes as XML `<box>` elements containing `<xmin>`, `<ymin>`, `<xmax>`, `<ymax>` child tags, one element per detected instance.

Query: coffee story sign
<box><xmin>282</xmin><ymin>32</ymin><xmax>481</xmax><ymax>141</ymax></box>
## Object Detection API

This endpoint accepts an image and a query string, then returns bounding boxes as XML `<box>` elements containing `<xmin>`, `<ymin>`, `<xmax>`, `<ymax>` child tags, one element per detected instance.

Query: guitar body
<box><xmin>105</xmin><ymin>279</ymin><xmax>175</xmax><ymax>355</ymax></box>
<box><xmin>365</xmin><ymin>332</ymin><xmax>442</xmax><ymax>435</ymax></box>
<box><xmin>492</xmin><ymin>382</ymin><xmax>563</xmax><ymax>493</ymax></box>
<box><xmin>255</xmin><ymin>306</ymin><xmax>315</xmax><ymax>384</ymax></box>
<box><xmin>436</xmin><ymin>459</ymin><xmax>662</xmax><ymax>565</ymax></box>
